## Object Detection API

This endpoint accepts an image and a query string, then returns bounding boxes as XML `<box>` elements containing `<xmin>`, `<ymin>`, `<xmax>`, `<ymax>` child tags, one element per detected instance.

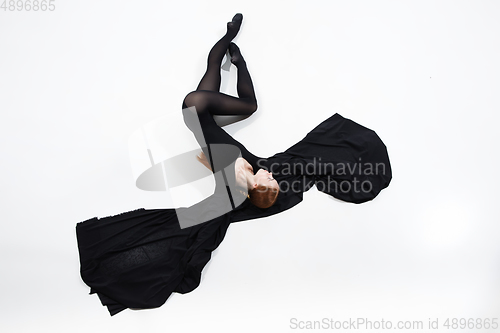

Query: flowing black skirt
<box><xmin>76</xmin><ymin>113</ymin><xmax>392</xmax><ymax>315</ymax></box>
<box><xmin>76</xmin><ymin>205</ymin><xmax>232</xmax><ymax>315</ymax></box>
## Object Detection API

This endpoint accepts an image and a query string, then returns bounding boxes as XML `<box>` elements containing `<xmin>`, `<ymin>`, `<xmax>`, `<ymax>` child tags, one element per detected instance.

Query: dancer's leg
<box><xmin>229</xmin><ymin>42</ymin><xmax>257</xmax><ymax>105</ymax></box>
<box><xmin>185</xmin><ymin>13</ymin><xmax>257</xmax><ymax>116</ymax></box>
<box><xmin>196</xmin><ymin>14</ymin><xmax>242</xmax><ymax>92</ymax></box>
<box><xmin>183</xmin><ymin>90</ymin><xmax>256</xmax><ymax>116</ymax></box>
<box><xmin>184</xmin><ymin>43</ymin><xmax>257</xmax><ymax>115</ymax></box>
<box><xmin>181</xmin><ymin>14</ymin><xmax>261</xmax><ymax>199</ymax></box>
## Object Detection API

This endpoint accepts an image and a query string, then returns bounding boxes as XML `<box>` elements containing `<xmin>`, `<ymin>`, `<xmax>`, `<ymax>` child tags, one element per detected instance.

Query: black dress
<box><xmin>75</xmin><ymin>112</ymin><xmax>392</xmax><ymax>315</ymax></box>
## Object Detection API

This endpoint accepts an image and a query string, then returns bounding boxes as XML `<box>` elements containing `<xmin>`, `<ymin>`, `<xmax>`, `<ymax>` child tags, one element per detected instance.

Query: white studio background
<box><xmin>1</xmin><ymin>0</ymin><xmax>499</xmax><ymax>332</ymax></box>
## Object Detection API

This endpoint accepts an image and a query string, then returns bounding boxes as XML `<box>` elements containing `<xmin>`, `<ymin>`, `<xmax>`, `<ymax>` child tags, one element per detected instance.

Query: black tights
<box><xmin>182</xmin><ymin>21</ymin><xmax>257</xmax><ymax>116</ymax></box>
<box><xmin>181</xmin><ymin>16</ymin><xmax>261</xmax><ymax>171</ymax></box>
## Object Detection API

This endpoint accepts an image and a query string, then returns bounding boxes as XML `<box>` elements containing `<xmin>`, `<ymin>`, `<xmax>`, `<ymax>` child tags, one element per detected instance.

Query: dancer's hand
<box><xmin>196</xmin><ymin>151</ymin><xmax>212</xmax><ymax>171</ymax></box>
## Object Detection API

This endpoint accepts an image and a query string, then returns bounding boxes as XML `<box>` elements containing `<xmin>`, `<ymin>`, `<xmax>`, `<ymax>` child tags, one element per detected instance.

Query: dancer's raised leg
<box><xmin>229</xmin><ymin>42</ymin><xmax>257</xmax><ymax>106</ymax></box>
<box><xmin>184</xmin><ymin>15</ymin><xmax>257</xmax><ymax>116</ymax></box>
<box><xmin>196</xmin><ymin>13</ymin><xmax>243</xmax><ymax>92</ymax></box>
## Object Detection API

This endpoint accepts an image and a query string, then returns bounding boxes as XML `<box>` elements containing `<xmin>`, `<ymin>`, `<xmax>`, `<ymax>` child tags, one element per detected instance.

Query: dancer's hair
<box><xmin>249</xmin><ymin>185</ymin><xmax>279</xmax><ymax>209</ymax></box>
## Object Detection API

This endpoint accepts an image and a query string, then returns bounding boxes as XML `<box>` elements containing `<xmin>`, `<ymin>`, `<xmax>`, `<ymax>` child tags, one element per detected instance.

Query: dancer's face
<box><xmin>254</xmin><ymin>169</ymin><xmax>279</xmax><ymax>190</ymax></box>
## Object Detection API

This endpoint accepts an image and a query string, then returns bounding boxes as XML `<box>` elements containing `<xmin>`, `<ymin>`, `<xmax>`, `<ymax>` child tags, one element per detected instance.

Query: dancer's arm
<box><xmin>196</xmin><ymin>151</ymin><xmax>212</xmax><ymax>171</ymax></box>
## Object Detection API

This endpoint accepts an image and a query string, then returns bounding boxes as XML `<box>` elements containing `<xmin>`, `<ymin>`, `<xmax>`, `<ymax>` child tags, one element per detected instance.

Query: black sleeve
<box><xmin>183</xmin><ymin>106</ymin><xmax>263</xmax><ymax>171</ymax></box>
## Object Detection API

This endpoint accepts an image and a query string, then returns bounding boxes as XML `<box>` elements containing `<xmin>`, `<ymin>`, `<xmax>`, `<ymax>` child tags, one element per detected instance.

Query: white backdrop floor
<box><xmin>1</xmin><ymin>1</ymin><xmax>499</xmax><ymax>332</ymax></box>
